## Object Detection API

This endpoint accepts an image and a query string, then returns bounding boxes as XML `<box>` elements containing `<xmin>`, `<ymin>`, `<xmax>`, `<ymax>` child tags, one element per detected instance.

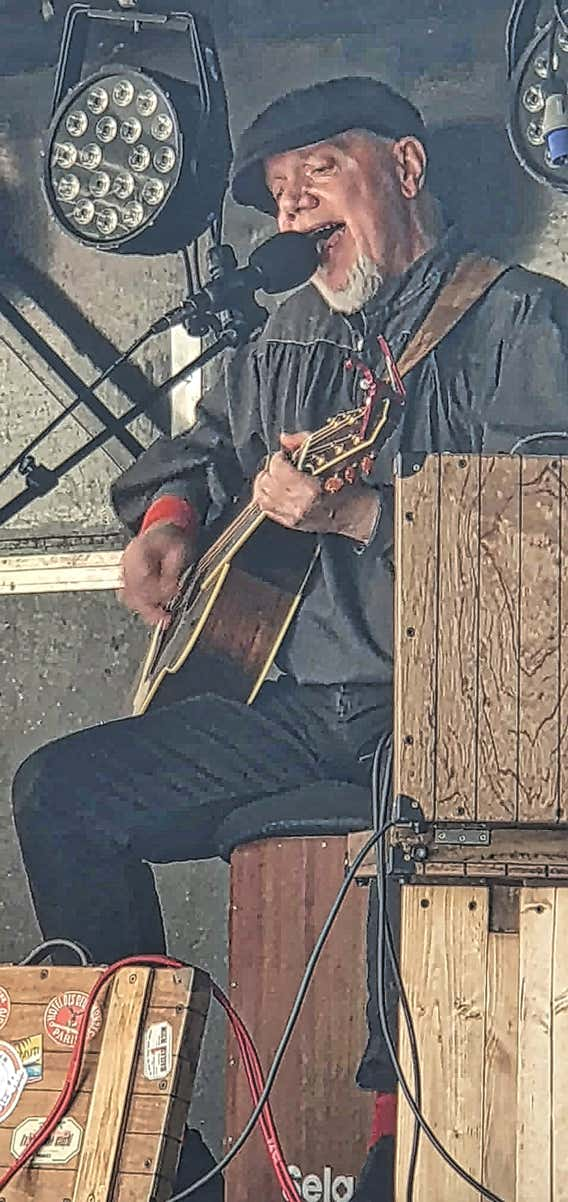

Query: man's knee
<box><xmin>12</xmin><ymin>741</ymin><xmax>68</xmax><ymax>837</ymax></box>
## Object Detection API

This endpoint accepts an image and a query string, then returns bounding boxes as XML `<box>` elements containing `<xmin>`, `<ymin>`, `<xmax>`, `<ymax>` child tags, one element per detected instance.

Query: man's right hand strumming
<box><xmin>119</xmin><ymin>523</ymin><xmax>196</xmax><ymax>626</ymax></box>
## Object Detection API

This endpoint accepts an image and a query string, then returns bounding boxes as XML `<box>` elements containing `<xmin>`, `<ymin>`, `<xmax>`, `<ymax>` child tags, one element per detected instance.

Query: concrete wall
<box><xmin>1</xmin><ymin>0</ymin><xmax>568</xmax><ymax>1157</ymax></box>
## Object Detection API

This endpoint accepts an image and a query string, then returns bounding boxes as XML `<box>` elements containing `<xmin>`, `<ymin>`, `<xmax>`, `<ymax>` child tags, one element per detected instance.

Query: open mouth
<box><xmin>307</xmin><ymin>223</ymin><xmax>346</xmax><ymax>258</ymax></box>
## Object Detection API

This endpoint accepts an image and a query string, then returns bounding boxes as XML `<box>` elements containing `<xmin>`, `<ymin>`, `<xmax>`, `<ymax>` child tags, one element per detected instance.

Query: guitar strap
<box><xmin>394</xmin><ymin>252</ymin><xmax>508</xmax><ymax>381</ymax></box>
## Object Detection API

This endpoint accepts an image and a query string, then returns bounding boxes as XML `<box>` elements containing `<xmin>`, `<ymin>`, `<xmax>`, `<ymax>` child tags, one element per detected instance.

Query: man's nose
<box><xmin>277</xmin><ymin>186</ymin><xmax>318</xmax><ymax>231</ymax></box>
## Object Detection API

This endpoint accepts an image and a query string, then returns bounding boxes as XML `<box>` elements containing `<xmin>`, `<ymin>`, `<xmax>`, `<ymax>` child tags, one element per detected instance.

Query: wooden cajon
<box><xmin>0</xmin><ymin>964</ymin><xmax>209</xmax><ymax>1201</ymax></box>
<box><xmin>350</xmin><ymin>452</ymin><xmax>568</xmax><ymax>1202</ymax></box>
<box><xmin>225</xmin><ymin>836</ymin><xmax>373</xmax><ymax>1202</ymax></box>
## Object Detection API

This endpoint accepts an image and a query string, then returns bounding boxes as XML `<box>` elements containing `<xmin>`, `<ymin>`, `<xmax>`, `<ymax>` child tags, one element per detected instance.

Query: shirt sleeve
<box><xmin>111</xmin><ymin>366</ymin><xmax>252</xmax><ymax>537</ymax></box>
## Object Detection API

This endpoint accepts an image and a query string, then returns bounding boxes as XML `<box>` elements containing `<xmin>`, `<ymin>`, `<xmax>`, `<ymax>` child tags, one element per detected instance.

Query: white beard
<box><xmin>313</xmin><ymin>253</ymin><xmax>384</xmax><ymax>314</ymax></box>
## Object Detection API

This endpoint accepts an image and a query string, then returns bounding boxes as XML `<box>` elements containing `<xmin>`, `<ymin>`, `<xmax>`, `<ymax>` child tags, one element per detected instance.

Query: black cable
<box><xmin>18</xmin><ymin>938</ymin><xmax>92</xmax><ymax>966</ymax></box>
<box><xmin>372</xmin><ymin>745</ymin><xmax>509</xmax><ymax>1202</ymax></box>
<box><xmin>169</xmin><ymin>821</ymin><xmax>396</xmax><ymax>1201</ymax></box>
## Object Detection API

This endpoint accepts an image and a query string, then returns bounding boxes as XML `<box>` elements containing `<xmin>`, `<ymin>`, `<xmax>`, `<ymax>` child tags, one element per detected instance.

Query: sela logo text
<box><xmin>286</xmin><ymin>1165</ymin><xmax>355</xmax><ymax>1202</ymax></box>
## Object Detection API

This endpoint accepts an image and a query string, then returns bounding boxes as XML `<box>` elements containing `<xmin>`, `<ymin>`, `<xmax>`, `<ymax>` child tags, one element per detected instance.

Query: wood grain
<box><xmin>225</xmin><ymin>837</ymin><xmax>372</xmax><ymax>1202</ymax></box>
<box><xmin>395</xmin><ymin>455</ymin><xmax>440</xmax><ymax>821</ymax></box>
<box><xmin>0</xmin><ymin>965</ymin><xmax>209</xmax><ymax>1202</ymax></box>
<box><xmin>552</xmin><ymin>889</ymin><xmax>568</xmax><ymax>1200</ymax></box>
<box><xmin>435</xmin><ymin>456</ymin><xmax>480</xmax><ymax>821</ymax></box>
<box><xmin>558</xmin><ymin>458</ymin><xmax>568</xmax><ymax>821</ymax></box>
<box><xmin>395</xmin><ymin>885</ymin><xmax>487</xmax><ymax>1202</ymax></box>
<box><xmin>476</xmin><ymin>456</ymin><xmax>521</xmax><ymax>822</ymax></box>
<box><xmin>72</xmin><ymin>968</ymin><xmax>152</xmax><ymax>1202</ymax></box>
<box><xmin>481</xmin><ymin>931</ymin><xmax>519</xmax><ymax>1199</ymax></box>
<box><xmin>516</xmin><ymin>888</ymin><xmax>555</xmax><ymax>1201</ymax></box>
<box><xmin>517</xmin><ymin>459</ymin><xmax>561</xmax><ymax>822</ymax></box>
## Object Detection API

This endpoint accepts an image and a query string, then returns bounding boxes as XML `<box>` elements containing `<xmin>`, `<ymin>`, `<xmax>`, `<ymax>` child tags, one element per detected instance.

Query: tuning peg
<box><xmin>344</xmin><ymin>466</ymin><xmax>358</xmax><ymax>484</ymax></box>
<box><xmin>323</xmin><ymin>476</ymin><xmax>345</xmax><ymax>494</ymax></box>
<box><xmin>361</xmin><ymin>455</ymin><xmax>375</xmax><ymax>475</ymax></box>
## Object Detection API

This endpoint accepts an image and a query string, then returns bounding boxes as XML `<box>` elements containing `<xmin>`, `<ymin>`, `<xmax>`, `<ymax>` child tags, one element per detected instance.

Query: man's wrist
<box><xmin>140</xmin><ymin>495</ymin><xmax>198</xmax><ymax>536</ymax></box>
<box><xmin>329</xmin><ymin>488</ymin><xmax>381</xmax><ymax>545</ymax></box>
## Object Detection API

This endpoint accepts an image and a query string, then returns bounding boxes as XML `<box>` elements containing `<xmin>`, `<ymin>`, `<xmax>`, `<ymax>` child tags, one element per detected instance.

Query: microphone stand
<box><xmin>0</xmin><ymin>265</ymin><xmax>268</xmax><ymax>529</ymax></box>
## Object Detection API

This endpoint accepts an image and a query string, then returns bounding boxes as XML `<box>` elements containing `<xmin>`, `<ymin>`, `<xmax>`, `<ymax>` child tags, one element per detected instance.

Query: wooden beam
<box><xmin>0</xmin><ymin>550</ymin><xmax>122</xmax><ymax>594</ymax></box>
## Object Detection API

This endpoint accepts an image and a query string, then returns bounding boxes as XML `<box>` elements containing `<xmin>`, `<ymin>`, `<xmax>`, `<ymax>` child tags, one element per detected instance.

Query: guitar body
<box><xmin>132</xmin><ymin>520</ymin><xmax>317</xmax><ymax>713</ymax></box>
<box><xmin>132</xmin><ymin>390</ymin><xmax>400</xmax><ymax>715</ymax></box>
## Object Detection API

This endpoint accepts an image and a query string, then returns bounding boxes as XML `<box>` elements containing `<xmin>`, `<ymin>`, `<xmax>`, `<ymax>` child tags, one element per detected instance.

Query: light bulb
<box><xmin>96</xmin><ymin>116</ymin><xmax>118</xmax><ymax>144</ymax></box>
<box><xmin>88</xmin><ymin>171</ymin><xmax>111</xmax><ymax>198</ymax></box>
<box><xmin>120</xmin><ymin>117</ymin><xmax>142</xmax><ymax>145</ymax></box>
<box><xmin>95</xmin><ymin>206</ymin><xmax>119</xmax><ymax>235</ymax></box>
<box><xmin>56</xmin><ymin>174</ymin><xmax>81</xmax><ymax>202</ymax></box>
<box><xmin>113</xmin><ymin>172</ymin><xmax>135</xmax><ymax>200</ymax></box>
<box><xmin>153</xmin><ymin>146</ymin><xmax>176</xmax><ymax>174</ymax></box>
<box><xmin>65</xmin><ymin>110</ymin><xmax>88</xmax><ymax>138</ymax></box>
<box><xmin>128</xmin><ymin>144</ymin><xmax>151</xmax><ymax>172</ymax></box>
<box><xmin>72</xmin><ymin>199</ymin><xmax>95</xmax><ymax>226</ymax></box>
<box><xmin>141</xmin><ymin>178</ymin><xmax>166</xmax><ymax>206</ymax></box>
<box><xmin>112</xmin><ymin>79</ymin><xmax>135</xmax><ymax>108</ymax></box>
<box><xmin>122</xmin><ymin>200</ymin><xmax>145</xmax><ymax>230</ymax></box>
<box><xmin>151</xmin><ymin>113</ymin><xmax>174</xmax><ymax>142</ymax></box>
<box><xmin>136</xmin><ymin>89</ymin><xmax>158</xmax><ymax>117</ymax></box>
<box><xmin>79</xmin><ymin>143</ymin><xmax>103</xmax><ymax>170</ymax></box>
<box><xmin>52</xmin><ymin>142</ymin><xmax>78</xmax><ymax>169</ymax></box>
<box><xmin>86</xmin><ymin>87</ymin><xmax>109</xmax><ymax>116</ymax></box>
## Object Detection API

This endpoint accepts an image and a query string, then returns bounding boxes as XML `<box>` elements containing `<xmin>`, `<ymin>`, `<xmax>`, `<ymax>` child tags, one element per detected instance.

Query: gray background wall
<box><xmin>0</xmin><ymin>0</ymin><xmax>567</xmax><ymax>1154</ymax></box>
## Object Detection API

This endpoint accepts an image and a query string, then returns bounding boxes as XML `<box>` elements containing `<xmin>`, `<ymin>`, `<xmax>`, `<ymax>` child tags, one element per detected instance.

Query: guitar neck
<box><xmin>195</xmin><ymin>499</ymin><xmax>267</xmax><ymax>588</ymax></box>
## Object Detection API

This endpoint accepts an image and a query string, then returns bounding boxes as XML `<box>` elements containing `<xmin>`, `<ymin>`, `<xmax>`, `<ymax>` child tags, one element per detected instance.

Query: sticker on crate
<box><xmin>143</xmin><ymin>1020</ymin><xmax>173</xmax><ymax>1080</ymax></box>
<box><xmin>10</xmin><ymin>1116</ymin><xmax>83</xmax><ymax>1166</ymax></box>
<box><xmin>0</xmin><ymin>1041</ymin><xmax>26</xmax><ymax>1123</ymax></box>
<box><xmin>13</xmin><ymin>1035</ymin><xmax>43</xmax><ymax>1083</ymax></box>
<box><xmin>0</xmin><ymin>987</ymin><xmax>11</xmax><ymax>1031</ymax></box>
<box><xmin>44</xmin><ymin>992</ymin><xmax>102</xmax><ymax>1048</ymax></box>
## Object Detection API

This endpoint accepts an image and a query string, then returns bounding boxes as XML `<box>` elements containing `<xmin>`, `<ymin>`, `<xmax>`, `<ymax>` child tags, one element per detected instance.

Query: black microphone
<box><xmin>153</xmin><ymin>232</ymin><xmax>320</xmax><ymax>333</ymax></box>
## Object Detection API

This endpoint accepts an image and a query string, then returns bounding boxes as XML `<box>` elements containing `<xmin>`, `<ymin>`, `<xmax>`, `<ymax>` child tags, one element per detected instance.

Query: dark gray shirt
<box><xmin>112</xmin><ymin>229</ymin><xmax>568</xmax><ymax>686</ymax></box>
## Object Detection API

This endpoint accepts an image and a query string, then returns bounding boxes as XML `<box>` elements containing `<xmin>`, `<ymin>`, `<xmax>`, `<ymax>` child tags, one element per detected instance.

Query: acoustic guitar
<box><xmin>132</xmin><ymin>387</ymin><xmax>398</xmax><ymax>714</ymax></box>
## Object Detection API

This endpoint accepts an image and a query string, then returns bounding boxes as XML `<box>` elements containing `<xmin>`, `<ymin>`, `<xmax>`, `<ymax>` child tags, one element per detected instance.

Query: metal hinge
<box><xmin>435</xmin><ymin>827</ymin><xmax>491</xmax><ymax>846</ymax></box>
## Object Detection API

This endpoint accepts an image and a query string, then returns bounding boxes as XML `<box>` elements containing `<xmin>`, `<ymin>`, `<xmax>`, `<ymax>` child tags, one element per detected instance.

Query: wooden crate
<box><xmin>0</xmin><ymin>965</ymin><xmax>210</xmax><ymax>1202</ymax></box>
<box><xmin>395</xmin><ymin>883</ymin><xmax>568</xmax><ymax>1202</ymax></box>
<box><xmin>395</xmin><ymin>453</ymin><xmax>568</xmax><ymax>829</ymax></box>
<box><xmin>225</xmin><ymin>837</ymin><xmax>373</xmax><ymax>1202</ymax></box>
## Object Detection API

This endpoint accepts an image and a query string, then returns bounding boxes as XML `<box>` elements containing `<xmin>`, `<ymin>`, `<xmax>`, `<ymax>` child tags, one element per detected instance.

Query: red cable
<box><xmin>0</xmin><ymin>955</ymin><xmax>299</xmax><ymax>1201</ymax></box>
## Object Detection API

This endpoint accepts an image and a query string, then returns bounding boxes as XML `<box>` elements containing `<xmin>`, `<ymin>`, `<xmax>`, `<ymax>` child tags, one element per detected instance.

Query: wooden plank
<box><xmin>559</xmin><ymin>458</ymin><xmax>568</xmax><ymax>821</ymax></box>
<box><xmin>517</xmin><ymin>887</ymin><xmax>555</xmax><ymax>1201</ymax></box>
<box><xmin>72</xmin><ymin>968</ymin><xmax>152</xmax><ymax>1202</ymax></box>
<box><xmin>0</xmin><ymin>1088</ymin><xmax>188</xmax><ymax>1138</ymax></box>
<box><xmin>0</xmin><ymin>967</ymin><xmax>209</xmax><ymax>1013</ymax></box>
<box><xmin>3</xmin><ymin>1167</ymin><xmax>175</xmax><ymax>1202</ymax></box>
<box><xmin>517</xmin><ymin>459</ymin><xmax>561</xmax><ymax>822</ymax></box>
<box><xmin>481</xmin><ymin>931</ymin><xmax>519</xmax><ymax>1200</ymax></box>
<box><xmin>476</xmin><ymin>456</ymin><xmax>521</xmax><ymax>822</ymax></box>
<box><xmin>435</xmin><ymin>455</ymin><xmax>480</xmax><ymax>820</ymax></box>
<box><xmin>0</xmin><ymin>551</ymin><xmax>123</xmax><ymax>594</ymax></box>
<box><xmin>552</xmin><ymin>889</ymin><xmax>568</xmax><ymax>1200</ymax></box>
<box><xmin>395</xmin><ymin>454</ymin><xmax>440</xmax><ymax>822</ymax></box>
<box><xmin>395</xmin><ymin>885</ymin><xmax>487</xmax><ymax>1202</ymax></box>
<box><xmin>225</xmin><ymin>837</ymin><xmax>372</xmax><ymax>1202</ymax></box>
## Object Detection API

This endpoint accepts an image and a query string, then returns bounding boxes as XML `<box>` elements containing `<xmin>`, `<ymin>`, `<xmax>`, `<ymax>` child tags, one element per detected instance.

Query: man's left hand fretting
<box><xmin>253</xmin><ymin>432</ymin><xmax>380</xmax><ymax>543</ymax></box>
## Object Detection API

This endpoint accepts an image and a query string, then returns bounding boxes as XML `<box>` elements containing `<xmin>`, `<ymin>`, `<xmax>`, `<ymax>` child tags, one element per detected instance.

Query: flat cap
<box><xmin>231</xmin><ymin>76</ymin><xmax>427</xmax><ymax>214</ymax></box>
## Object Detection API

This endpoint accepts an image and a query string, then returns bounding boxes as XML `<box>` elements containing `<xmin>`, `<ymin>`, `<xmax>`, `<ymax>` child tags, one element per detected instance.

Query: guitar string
<box><xmin>189</xmin><ymin>405</ymin><xmax>372</xmax><ymax>585</ymax></box>
<box><xmin>167</xmin><ymin>401</ymin><xmax>386</xmax><ymax>617</ymax></box>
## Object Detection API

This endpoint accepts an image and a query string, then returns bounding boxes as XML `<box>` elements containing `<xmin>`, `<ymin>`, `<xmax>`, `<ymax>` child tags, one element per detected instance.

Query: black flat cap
<box><xmin>231</xmin><ymin>76</ymin><xmax>427</xmax><ymax>214</ymax></box>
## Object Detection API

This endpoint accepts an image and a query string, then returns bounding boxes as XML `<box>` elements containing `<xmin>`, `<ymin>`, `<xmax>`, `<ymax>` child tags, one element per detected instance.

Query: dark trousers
<box><xmin>12</xmin><ymin>675</ymin><xmax>395</xmax><ymax>1090</ymax></box>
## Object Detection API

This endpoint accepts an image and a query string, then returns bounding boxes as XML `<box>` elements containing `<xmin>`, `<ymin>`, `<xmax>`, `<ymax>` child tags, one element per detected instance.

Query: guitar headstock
<box><xmin>293</xmin><ymin>385</ymin><xmax>400</xmax><ymax>492</ymax></box>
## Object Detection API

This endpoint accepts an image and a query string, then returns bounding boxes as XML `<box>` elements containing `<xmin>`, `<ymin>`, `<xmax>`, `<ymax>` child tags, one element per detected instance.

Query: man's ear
<box><xmin>393</xmin><ymin>136</ymin><xmax>427</xmax><ymax>199</ymax></box>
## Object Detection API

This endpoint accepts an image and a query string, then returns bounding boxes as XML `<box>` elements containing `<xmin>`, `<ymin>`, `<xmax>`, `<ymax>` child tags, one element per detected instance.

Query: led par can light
<box><xmin>43</xmin><ymin>62</ymin><xmax>231</xmax><ymax>253</ymax></box>
<box><xmin>507</xmin><ymin>1</ymin><xmax>568</xmax><ymax>190</ymax></box>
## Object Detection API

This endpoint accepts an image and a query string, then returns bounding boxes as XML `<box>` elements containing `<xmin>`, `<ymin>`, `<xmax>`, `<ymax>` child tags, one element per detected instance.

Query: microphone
<box><xmin>153</xmin><ymin>232</ymin><xmax>320</xmax><ymax>333</ymax></box>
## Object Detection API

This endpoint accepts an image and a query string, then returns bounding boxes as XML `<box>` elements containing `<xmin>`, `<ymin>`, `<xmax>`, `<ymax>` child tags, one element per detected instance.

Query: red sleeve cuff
<box><xmin>140</xmin><ymin>495</ymin><xmax>198</xmax><ymax>535</ymax></box>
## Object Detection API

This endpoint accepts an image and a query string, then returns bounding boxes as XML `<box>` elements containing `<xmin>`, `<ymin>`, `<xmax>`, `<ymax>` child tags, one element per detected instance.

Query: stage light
<box><xmin>42</xmin><ymin>6</ymin><xmax>232</xmax><ymax>254</ymax></box>
<box><xmin>507</xmin><ymin>0</ymin><xmax>568</xmax><ymax>190</ymax></box>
